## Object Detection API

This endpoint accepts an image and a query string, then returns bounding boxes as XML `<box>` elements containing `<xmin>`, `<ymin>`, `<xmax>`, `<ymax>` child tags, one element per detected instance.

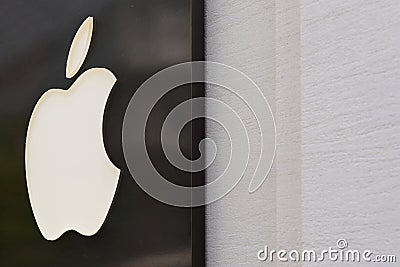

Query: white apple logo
<box><xmin>25</xmin><ymin>16</ymin><xmax>120</xmax><ymax>241</ymax></box>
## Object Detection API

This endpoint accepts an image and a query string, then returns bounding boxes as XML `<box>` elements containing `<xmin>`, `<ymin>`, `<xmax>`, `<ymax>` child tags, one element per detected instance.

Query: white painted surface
<box><xmin>301</xmin><ymin>0</ymin><xmax>400</xmax><ymax>265</ymax></box>
<box><xmin>206</xmin><ymin>0</ymin><xmax>400</xmax><ymax>265</ymax></box>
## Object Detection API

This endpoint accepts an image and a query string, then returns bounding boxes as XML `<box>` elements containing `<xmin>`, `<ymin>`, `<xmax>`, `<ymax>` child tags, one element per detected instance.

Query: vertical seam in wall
<box><xmin>275</xmin><ymin>0</ymin><xmax>303</xmax><ymax>265</ymax></box>
<box><xmin>205</xmin><ymin>1</ymin><xmax>280</xmax><ymax>265</ymax></box>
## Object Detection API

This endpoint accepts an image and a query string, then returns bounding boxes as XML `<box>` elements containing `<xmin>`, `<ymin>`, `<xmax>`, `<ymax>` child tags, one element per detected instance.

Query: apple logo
<box><xmin>25</xmin><ymin>16</ymin><xmax>120</xmax><ymax>241</ymax></box>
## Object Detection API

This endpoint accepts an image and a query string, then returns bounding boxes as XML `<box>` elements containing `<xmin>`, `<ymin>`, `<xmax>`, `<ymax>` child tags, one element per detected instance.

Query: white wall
<box><xmin>205</xmin><ymin>0</ymin><xmax>400</xmax><ymax>266</ymax></box>
<box><xmin>301</xmin><ymin>0</ymin><xmax>400</xmax><ymax>265</ymax></box>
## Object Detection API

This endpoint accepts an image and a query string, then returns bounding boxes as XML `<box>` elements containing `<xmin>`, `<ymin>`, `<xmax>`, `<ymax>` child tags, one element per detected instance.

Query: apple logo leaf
<box><xmin>66</xmin><ymin>16</ymin><xmax>93</xmax><ymax>79</ymax></box>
